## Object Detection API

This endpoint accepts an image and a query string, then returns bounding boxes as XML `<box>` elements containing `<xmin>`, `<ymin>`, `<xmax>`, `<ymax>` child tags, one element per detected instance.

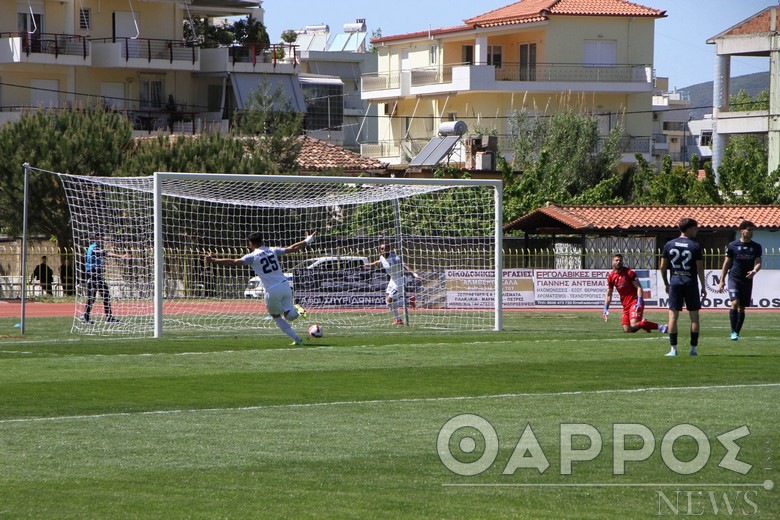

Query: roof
<box><xmin>134</xmin><ymin>135</ymin><xmax>388</xmax><ymax>174</ymax></box>
<box><xmin>707</xmin><ymin>6</ymin><xmax>779</xmax><ymax>42</ymax></box>
<box><xmin>296</xmin><ymin>136</ymin><xmax>388</xmax><ymax>173</ymax></box>
<box><xmin>373</xmin><ymin>0</ymin><xmax>665</xmax><ymax>43</ymax></box>
<box><xmin>504</xmin><ymin>203</ymin><xmax>780</xmax><ymax>233</ymax></box>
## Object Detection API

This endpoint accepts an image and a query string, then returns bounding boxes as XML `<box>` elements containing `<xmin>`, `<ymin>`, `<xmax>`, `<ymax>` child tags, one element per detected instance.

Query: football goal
<box><xmin>50</xmin><ymin>170</ymin><xmax>503</xmax><ymax>337</ymax></box>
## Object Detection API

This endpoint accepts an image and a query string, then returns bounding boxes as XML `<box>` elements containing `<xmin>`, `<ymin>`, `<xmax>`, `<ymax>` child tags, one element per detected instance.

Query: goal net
<box><xmin>56</xmin><ymin>172</ymin><xmax>502</xmax><ymax>337</ymax></box>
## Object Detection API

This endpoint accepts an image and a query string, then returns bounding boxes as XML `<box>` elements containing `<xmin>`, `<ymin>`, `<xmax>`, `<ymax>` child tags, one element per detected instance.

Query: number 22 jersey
<box><xmin>661</xmin><ymin>236</ymin><xmax>703</xmax><ymax>286</ymax></box>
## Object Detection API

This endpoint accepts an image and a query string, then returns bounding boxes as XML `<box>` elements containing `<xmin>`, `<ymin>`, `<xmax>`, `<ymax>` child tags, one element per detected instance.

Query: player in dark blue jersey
<box><xmin>660</xmin><ymin>217</ymin><xmax>706</xmax><ymax>357</ymax></box>
<box><xmin>717</xmin><ymin>220</ymin><xmax>762</xmax><ymax>341</ymax></box>
<box><xmin>83</xmin><ymin>240</ymin><xmax>130</xmax><ymax>323</ymax></box>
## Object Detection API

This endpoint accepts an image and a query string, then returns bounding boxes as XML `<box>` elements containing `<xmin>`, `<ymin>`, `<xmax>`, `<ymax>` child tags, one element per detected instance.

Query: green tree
<box><xmin>116</xmin><ymin>132</ymin><xmax>273</xmax><ymax>177</ymax></box>
<box><xmin>183</xmin><ymin>15</ymin><xmax>235</xmax><ymax>47</ymax></box>
<box><xmin>0</xmin><ymin>105</ymin><xmax>134</xmax><ymax>246</ymax></box>
<box><xmin>281</xmin><ymin>29</ymin><xmax>298</xmax><ymax>43</ymax></box>
<box><xmin>369</xmin><ymin>28</ymin><xmax>382</xmax><ymax>53</ymax></box>
<box><xmin>232</xmin><ymin>14</ymin><xmax>270</xmax><ymax>49</ymax></box>
<box><xmin>503</xmin><ymin>107</ymin><xmax>623</xmax><ymax>220</ymax></box>
<box><xmin>716</xmin><ymin>89</ymin><xmax>780</xmax><ymax>203</ymax></box>
<box><xmin>233</xmin><ymin>79</ymin><xmax>304</xmax><ymax>174</ymax></box>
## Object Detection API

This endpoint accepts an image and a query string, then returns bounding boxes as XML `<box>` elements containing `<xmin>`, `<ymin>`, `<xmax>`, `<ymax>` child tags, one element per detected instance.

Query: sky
<box><xmin>260</xmin><ymin>0</ymin><xmax>778</xmax><ymax>89</ymax></box>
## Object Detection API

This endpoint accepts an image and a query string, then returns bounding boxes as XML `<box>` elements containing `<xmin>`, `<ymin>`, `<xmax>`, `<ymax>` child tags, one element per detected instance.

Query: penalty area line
<box><xmin>0</xmin><ymin>383</ymin><xmax>778</xmax><ymax>425</ymax></box>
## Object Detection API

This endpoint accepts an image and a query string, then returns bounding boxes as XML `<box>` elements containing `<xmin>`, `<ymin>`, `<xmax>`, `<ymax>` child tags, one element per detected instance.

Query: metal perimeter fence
<box><xmin>1</xmin><ymin>245</ymin><xmax>778</xmax><ymax>300</ymax></box>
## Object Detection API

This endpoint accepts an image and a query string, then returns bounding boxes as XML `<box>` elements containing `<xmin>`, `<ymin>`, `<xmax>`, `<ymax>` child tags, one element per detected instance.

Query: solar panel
<box><xmin>408</xmin><ymin>135</ymin><xmax>461</xmax><ymax>166</ymax></box>
<box><xmin>344</xmin><ymin>32</ymin><xmax>366</xmax><ymax>52</ymax></box>
<box><xmin>329</xmin><ymin>33</ymin><xmax>350</xmax><ymax>52</ymax></box>
<box><xmin>309</xmin><ymin>33</ymin><xmax>329</xmax><ymax>51</ymax></box>
<box><xmin>295</xmin><ymin>33</ymin><xmax>314</xmax><ymax>51</ymax></box>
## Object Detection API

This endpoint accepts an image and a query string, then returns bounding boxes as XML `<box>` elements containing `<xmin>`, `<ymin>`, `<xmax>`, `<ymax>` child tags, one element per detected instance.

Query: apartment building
<box><xmin>708</xmin><ymin>5</ymin><xmax>780</xmax><ymax>181</ymax></box>
<box><xmin>1</xmin><ymin>0</ymin><xmax>356</xmax><ymax>138</ymax></box>
<box><xmin>361</xmin><ymin>0</ymin><xmax>666</xmax><ymax>167</ymax></box>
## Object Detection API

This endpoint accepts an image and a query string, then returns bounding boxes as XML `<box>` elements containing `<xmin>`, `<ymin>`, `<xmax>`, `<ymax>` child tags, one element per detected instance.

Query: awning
<box><xmin>298</xmin><ymin>75</ymin><xmax>344</xmax><ymax>86</ymax></box>
<box><xmin>230</xmin><ymin>73</ymin><xmax>306</xmax><ymax>113</ymax></box>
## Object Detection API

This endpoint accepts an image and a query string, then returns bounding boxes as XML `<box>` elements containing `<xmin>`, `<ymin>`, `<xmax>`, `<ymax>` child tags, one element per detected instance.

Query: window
<box><xmin>139</xmin><ymin>74</ymin><xmax>164</xmax><ymax>109</ymax></box>
<box><xmin>79</xmin><ymin>8</ymin><xmax>91</xmax><ymax>30</ymax></box>
<box><xmin>487</xmin><ymin>45</ymin><xmax>502</xmax><ymax>68</ymax></box>
<box><xmin>584</xmin><ymin>40</ymin><xmax>617</xmax><ymax>66</ymax></box>
<box><xmin>700</xmin><ymin>130</ymin><xmax>713</xmax><ymax>147</ymax></box>
<box><xmin>207</xmin><ymin>85</ymin><xmax>223</xmax><ymax>112</ymax></box>
<box><xmin>301</xmin><ymin>82</ymin><xmax>343</xmax><ymax>132</ymax></box>
<box><xmin>462</xmin><ymin>45</ymin><xmax>473</xmax><ymax>65</ymax></box>
<box><xmin>430</xmin><ymin>45</ymin><xmax>438</xmax><ymax>65</ymax></box>
<box><xmin>519</xmin><ymin>43</ymin><xmax>536</xmax><ymax>81</ymax></box>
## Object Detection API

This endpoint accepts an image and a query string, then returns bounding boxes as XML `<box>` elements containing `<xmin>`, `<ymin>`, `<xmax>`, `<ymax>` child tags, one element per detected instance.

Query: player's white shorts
<box><xmin>386</xmin><ymin>279</ymin><xmax>400</xmax><ymax>300</ymax></box>
<box><xmin>264</xmin><ymin>282</ymin><xmax>294</xmax><ymax>316</ymax></box>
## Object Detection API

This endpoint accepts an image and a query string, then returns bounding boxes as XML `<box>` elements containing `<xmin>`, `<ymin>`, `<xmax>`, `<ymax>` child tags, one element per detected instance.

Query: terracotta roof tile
<box><xmin>296</xmin><ymin>136</ymin><xmax>388</xmax><ymax>173</ymax></box>
<box><xmin>372</xmin><ymin>25</ymin><xmax>473</xmax><ymax>44</ymax></box>
<box><xmin>505</xmin><ymin>203</ymin><xmax>780</xmax><ymax>232</ymax></box>
<box><xmin>466</xmin><ymin>0</ymin><xmax>664</xmax><ymax>26</ymax></box>
<box><xmin>374</xmin><ymin>0</ymin><xmax>664</xmax><ymax>43</ymax></box>
<box><xmin>134</xmin><ymin>134</ymin><xmax>387</xmax><ymax>174</ymax></box>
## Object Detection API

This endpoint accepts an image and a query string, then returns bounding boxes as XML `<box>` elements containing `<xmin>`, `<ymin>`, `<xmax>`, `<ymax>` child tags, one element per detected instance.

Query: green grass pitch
<box><xmin>1</xmin><ymin>310</ymin><xmax>778</xmax><ymax>519</ymax></box>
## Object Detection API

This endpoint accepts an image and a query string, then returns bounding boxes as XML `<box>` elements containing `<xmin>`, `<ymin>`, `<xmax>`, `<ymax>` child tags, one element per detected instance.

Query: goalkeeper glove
<box><xmin>603</xmin><ymin>304</ymin><xmax>609</xmax><ymax>322</ymax></box>
<box><xmin>635</xmin><ymin>296</ymin><xmax>644</xmax><ymax>311</ymax></box>
<box><xmin>304</xmin><ymin>234</ymin><xmax>315</xmax><ymax>245</ymax></box>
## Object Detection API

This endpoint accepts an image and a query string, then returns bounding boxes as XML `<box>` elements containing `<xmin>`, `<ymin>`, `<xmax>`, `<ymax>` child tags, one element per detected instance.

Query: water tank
<box><xmin>438</xmin><ymin>121</ymin><xmax>468</xmax><ymax>136</ymax></box>
<box><xmin>344</xmin><ymin>21</ymin><xmax>367</xmax><ymax>33</ymax></box>
<box><xmin>304</xmin><ymin>24</ymin><xmax>329</xmax><ymax>33</ymax></box>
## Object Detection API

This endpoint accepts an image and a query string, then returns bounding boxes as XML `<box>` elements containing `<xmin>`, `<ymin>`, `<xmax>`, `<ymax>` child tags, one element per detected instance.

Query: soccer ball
<box><xmin>308</xmin><ymin>324</ymin><xmax>323</xmax><ymax>338</ymax></box>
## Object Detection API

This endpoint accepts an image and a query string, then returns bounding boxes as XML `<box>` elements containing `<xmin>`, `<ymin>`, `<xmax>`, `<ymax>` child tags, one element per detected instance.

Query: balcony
<box><xmin>91</xmin><ymin>38</ymin><xmax>199</xmax><ymax>71</ymax></box>
<box><xmin>0</xmin><ymin>32</ymin><xmax>89</xmax><ymax>65</ymax></box>
<box><xmin>199</xmin><ymin>43</ymin><xmax>298</xmax><ymax>74</ymax></box>
<box><xmin>361</xmin><ymin>133</ymin><xmax>651</xmax><ymax>165</ymax></box>
<box><xmin>363</xmin><ymin>62</ymin><xmax>653</xmax><ymax>100</ymax></box>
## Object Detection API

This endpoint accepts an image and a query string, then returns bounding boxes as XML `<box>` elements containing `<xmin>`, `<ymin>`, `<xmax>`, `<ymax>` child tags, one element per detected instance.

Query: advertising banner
<box><xmin>656</xmin><ymin>269</ymin><xmax>780</xmax><ymax>310</ymax></box>
<box><xmin>441</xmin><ymin>269</ymin><xmax>780</xmax><ymax>309</ymax></box>
<box><xmin>445</xmin><ymin>269</ymin><xmax>534</xmax><ymax>309</ymax></box>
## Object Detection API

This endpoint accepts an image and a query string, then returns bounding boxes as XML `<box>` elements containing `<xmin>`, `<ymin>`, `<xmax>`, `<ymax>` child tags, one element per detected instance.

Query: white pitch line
<box><xmin>0</xmin><ymin>383</ymin><xmax>778</xmax><ymax>425</ymax></box>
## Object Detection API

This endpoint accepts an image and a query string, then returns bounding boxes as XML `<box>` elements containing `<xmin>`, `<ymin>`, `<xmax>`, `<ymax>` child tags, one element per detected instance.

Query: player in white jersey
<box><xmin>366</xmin><ymin>243</ymin><xmax>422</xmax><ymax>325</ymax></box>
<box><xmin>206</xmin><ymin>231</ymin><xmax>315</xmax><ymax>344</ymax></box>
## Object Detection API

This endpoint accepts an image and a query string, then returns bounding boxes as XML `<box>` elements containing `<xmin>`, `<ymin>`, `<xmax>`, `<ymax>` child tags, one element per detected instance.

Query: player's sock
<box><xmin>639</xmin><ymin>319</ymin><xmax>659</xmax><ymax>332</ymax></box>
<box><xmin>736</xmin><ymin>312</ymin><xmax>746</xmax><ymax>333</ymax></box>
<box><xmin>274</xmin><ymin>317</ymin><xmax>302</xmax><ymax>344</ymax></box>
<box><xmin>691</xmin><ymin>332</ymin><xmax>699</xmax><ymax>348</ymax></box>
<box><xmin>729</xmin><ymin>309</ymin><xmax>738</xmax><ymax>333</ymax></box>
<box><xmin>669</xmin><ymin>333</ymin><xmax>678</xmax><ymax>350</ymax></box>
<box><xmin>389</xmin><ymin>300</ymin><xmax>401</xmax><ymax>320</ymax></box>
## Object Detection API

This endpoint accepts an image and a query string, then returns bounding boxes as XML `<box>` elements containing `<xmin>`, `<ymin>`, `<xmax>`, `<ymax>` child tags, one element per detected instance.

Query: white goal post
<box><xmin>55</xmin><ymin>171</ymin><xmax>503</xmax><ymax>337</ymax></box>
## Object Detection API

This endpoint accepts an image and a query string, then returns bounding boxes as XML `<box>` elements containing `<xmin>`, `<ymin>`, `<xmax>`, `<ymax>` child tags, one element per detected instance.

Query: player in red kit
<box><xmin>604</xmin><ymin>254</ymin><xmax>668</xmax><ymax>334</ymax></box>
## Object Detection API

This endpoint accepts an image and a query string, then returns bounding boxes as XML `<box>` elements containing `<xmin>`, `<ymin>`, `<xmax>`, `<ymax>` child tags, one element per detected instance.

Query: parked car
<box><xmin>244</xmin><ymin>255</ymin><xmax>422</xmax><ymax>297</ymax></box>
<box><xmin>243</xmin><ymin>272</ymin><xmax>294</xmax><ymax>298</ymax></box>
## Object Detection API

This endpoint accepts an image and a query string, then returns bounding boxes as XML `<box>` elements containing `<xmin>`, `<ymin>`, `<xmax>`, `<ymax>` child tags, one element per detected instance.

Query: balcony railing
<box><xmin>91</xmin><ymin>37</ymin><xmax>197</xmax><ymax>64</ymax></box>
<box><xmin>227</xmin><ymin>43</ymin><xmax>298</xmax><ymax>66</ymax></box>
<box><xmin>1</xmin><ymin>32</ymin><xmax>89</xmax><ymax>59</ymax></box>
<box><xmin>360</xmin><ymin>133</ymin><xmax>652</xmax><ymax>160</ymax></box>
<box><xmin>362</xmin><ymin>72</ymin><xmax>401</xmax><ymax>92</ymax></box>
<box><xmin>364</xmin><ymin>62</ymin><xmax>652</xmax><ymax>92</ymax></box>
<box><xmin>596</xmin><ymin>136</ymin><xmax>651</xmax><ymax>154</ymax></box>
<box><xmin>496</xmin><ymin>62</ymin><xmax>652</xmax><ymax>83</ymax></box>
